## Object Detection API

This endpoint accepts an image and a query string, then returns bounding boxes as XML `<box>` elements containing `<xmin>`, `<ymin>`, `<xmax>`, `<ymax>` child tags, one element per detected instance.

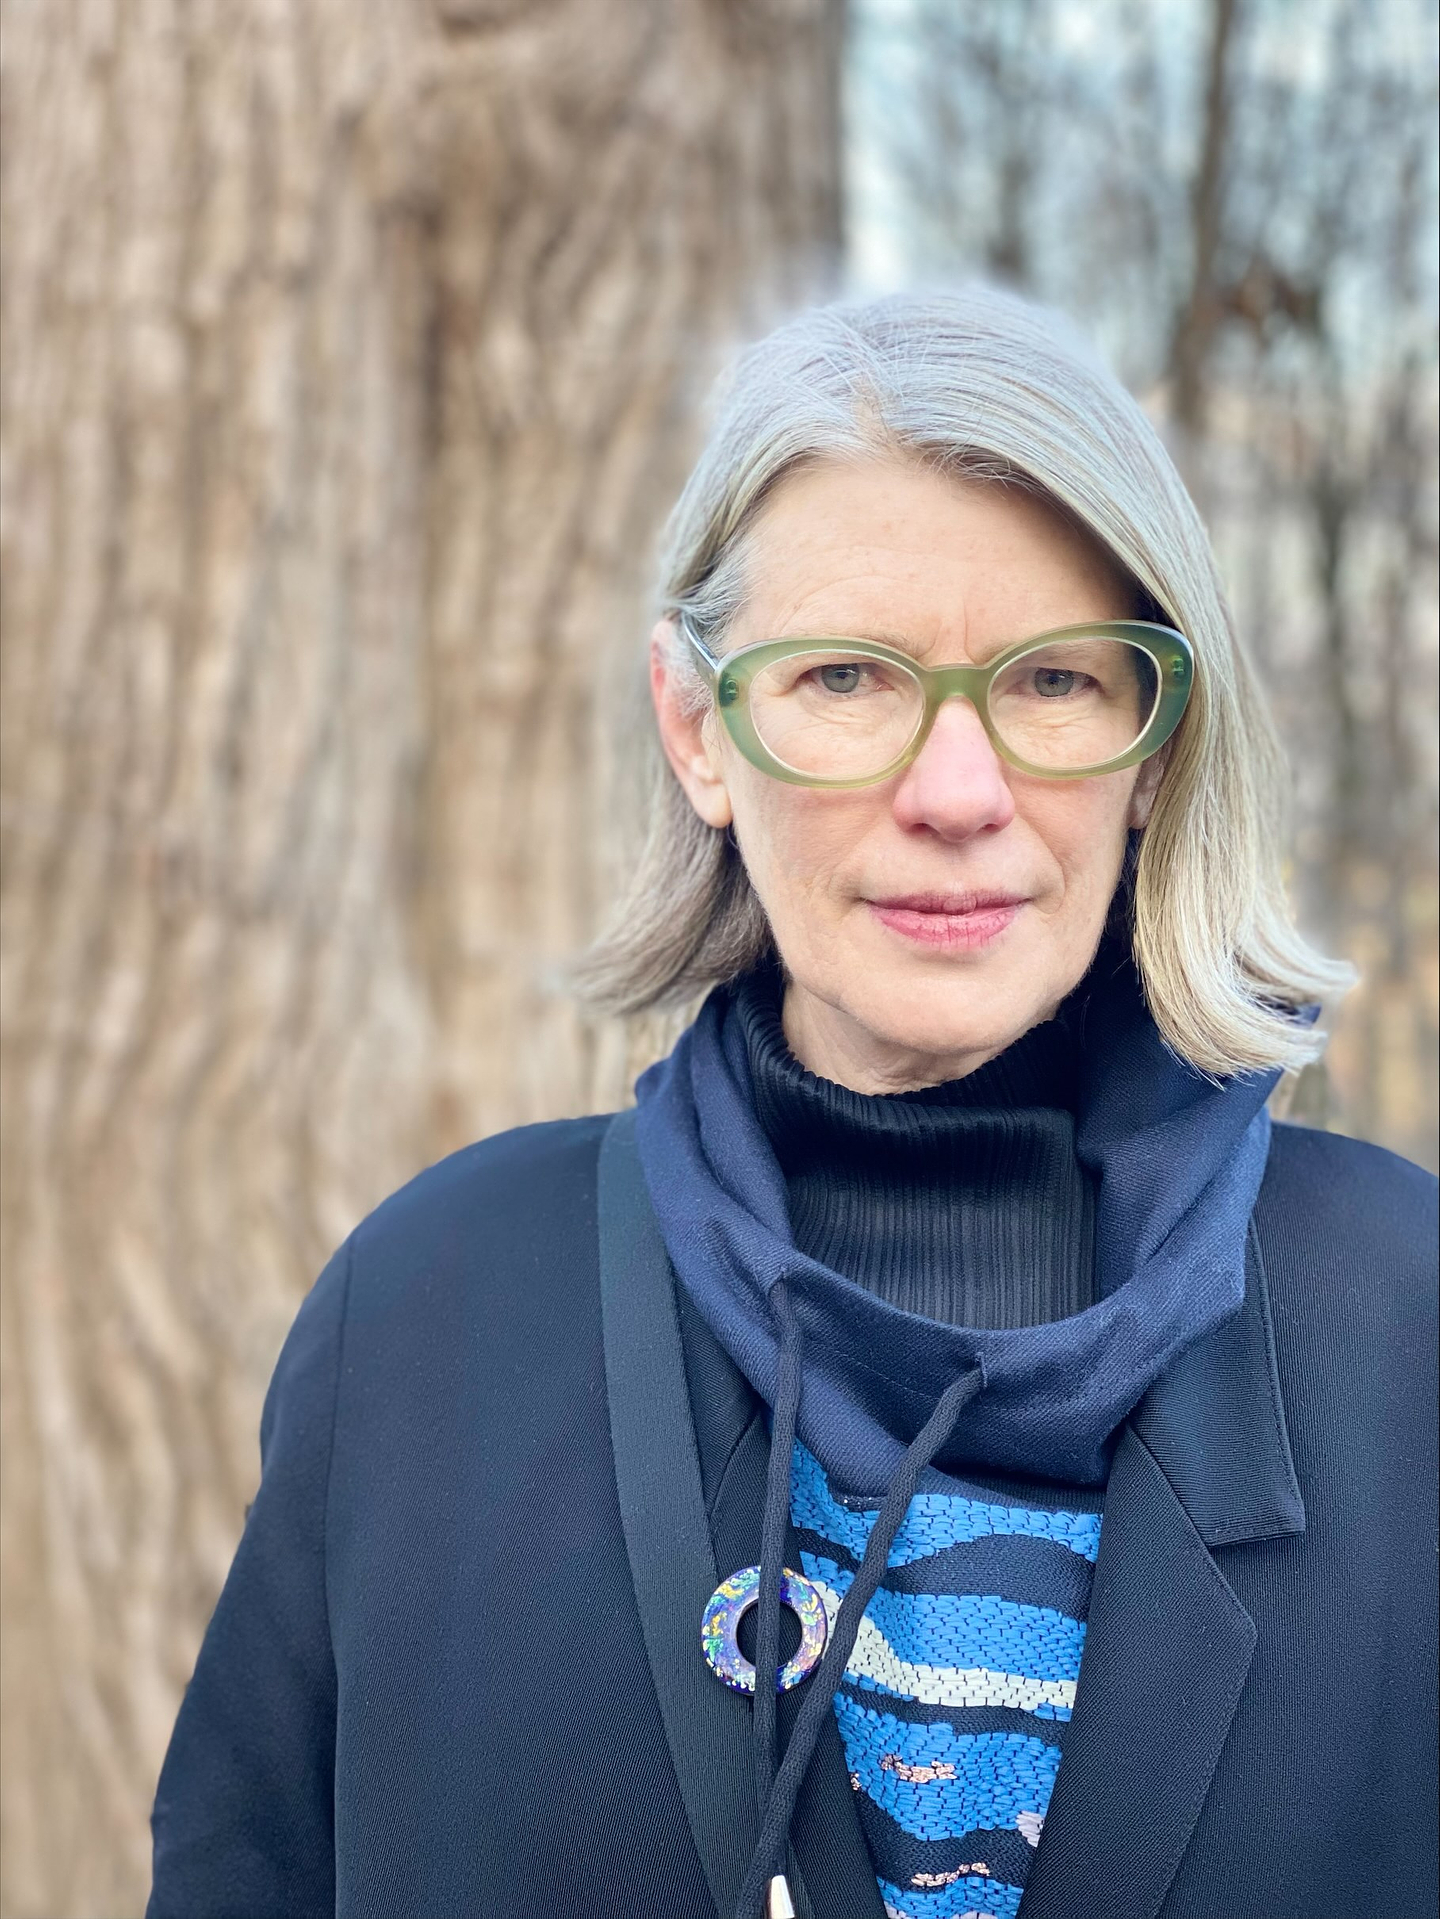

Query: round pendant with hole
<box><xmin>700</xmin><ymin>1564</ymin><xmax>828</xmax><ymax>1694</ymax></box>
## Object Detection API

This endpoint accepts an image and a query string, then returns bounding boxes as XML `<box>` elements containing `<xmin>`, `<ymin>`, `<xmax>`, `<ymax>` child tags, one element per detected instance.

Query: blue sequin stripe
<box><xmin>878</xmin><ymin>1872</ymin><xmax>1024</xmax><ymax>1919</ymax></box>
<box><xmin>805</xmin><ymin>1555</ymin><xmax>1085</xmax><ymax>1684</ymax></box>
<box><xmin>832</xmin><ymin>1692</ymin><xmax>1060</xmax><ymax>1844</ymax></box>
<box><xmin>791</xmin><ymin>1442</ymin><xmax>1101</xmax><ymax>1567</ymax></box>
<box><xmin>834</xmin><ymin>1687</ymin><xmax>1067</xmax><ymax>1741</ymax></box>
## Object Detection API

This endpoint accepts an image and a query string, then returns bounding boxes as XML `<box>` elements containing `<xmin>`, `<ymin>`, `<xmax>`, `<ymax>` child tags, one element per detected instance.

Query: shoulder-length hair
<box><xmin>576</xmin><ymin>286</ymin><xmax>1348</xmax><ymax>1077</ymax></box>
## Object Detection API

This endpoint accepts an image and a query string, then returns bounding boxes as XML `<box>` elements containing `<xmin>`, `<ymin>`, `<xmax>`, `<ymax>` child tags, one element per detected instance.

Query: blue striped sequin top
<box><xmin>791</xmin><ymin>1440</ymin><xmax>1101</xmax><ymax>1919</ymax></box>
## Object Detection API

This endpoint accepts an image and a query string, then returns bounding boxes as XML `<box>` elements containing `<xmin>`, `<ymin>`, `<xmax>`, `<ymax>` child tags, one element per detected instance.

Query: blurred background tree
<box><xmin>0</xmin><ymin>0</ymin><xmax>1433</xmax><ymax>1914</ymax></box>
<box><xmin>851</xmin><ymin>0</ymin><xmax>1439</xmax><ymax>1163</ymax></box>
<box><xmin>0</xmin><ymin>3</ymin><xmax>841</xmax><ymax>1912</ymax></box>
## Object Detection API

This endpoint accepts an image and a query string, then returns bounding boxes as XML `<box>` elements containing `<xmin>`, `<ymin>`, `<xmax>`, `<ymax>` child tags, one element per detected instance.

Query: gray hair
<box><xmin>576</xmin><ymin>286</ymin><xmax>1349</xmax><ymax>1076</ymax></box>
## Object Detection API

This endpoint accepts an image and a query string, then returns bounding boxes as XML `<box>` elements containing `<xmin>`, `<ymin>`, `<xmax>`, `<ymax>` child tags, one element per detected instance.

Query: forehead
<box><xmin>737</xmin><ymin>457</ymin><xmax>1136</xmax><ymax>657</ymax></box>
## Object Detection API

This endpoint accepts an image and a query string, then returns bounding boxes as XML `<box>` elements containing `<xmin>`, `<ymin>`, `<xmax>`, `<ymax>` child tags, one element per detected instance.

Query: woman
<box><xmin>148</xmin><ymin>289</ymin><xmax>1437</xmax><ymax>1919</ymax></box>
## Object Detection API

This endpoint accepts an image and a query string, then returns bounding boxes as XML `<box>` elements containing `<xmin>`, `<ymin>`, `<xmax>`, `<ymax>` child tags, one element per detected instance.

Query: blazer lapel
<box><xmin>599</xmin><ymin>1112</ymin><xmax>882</xmax><ymax>1919</ymax></box>
<box><xmin>1017</xmin><ymin>1425</ymin><xmax>1256</xmax><ymax>1919</ymax></box>
<box><xmin>1020</xmin><ymin>1229</ymin><xmax>1304</xmax><ymax>1919</ymax></box>
<box><xmin>598</xmin><ymin>1112</ymin><xmax>757</xmax><ymax>1916</ymax></box>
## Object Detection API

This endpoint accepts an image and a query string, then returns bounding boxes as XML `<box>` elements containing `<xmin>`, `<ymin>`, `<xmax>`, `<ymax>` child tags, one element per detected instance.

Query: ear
<box><xmin>650</xmin><ymin>621</ymin><xmax>734</xmax><ymax>829</ymax></box>
<box><xmin>1126</xmin><ymin>741</ymin><xmax>1171</xmax><ymax>831</ymax></box>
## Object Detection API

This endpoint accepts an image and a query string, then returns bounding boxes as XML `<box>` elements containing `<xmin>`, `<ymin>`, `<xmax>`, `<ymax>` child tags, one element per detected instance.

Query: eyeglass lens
<box><xmin>746</xmin><ymin>637</ymin><xmax>1161</xmax><ymax>778</ymax></box>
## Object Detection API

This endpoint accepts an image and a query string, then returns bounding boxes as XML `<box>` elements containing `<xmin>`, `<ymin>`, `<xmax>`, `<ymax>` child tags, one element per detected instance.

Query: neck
<box><xmin>734</xmin><ymin>965</ymin><xmax>1093</xmax><ymax>1329</ymax></box>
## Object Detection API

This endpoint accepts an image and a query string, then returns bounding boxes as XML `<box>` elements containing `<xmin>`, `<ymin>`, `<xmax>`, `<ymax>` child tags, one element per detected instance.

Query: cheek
<box><xmin>729</xmin><ymin>777</ymin><xmax>880</xmax><ymax>908</ymax></box>
<box><xmin>1019</xmin><ymin>777</ymin><xmax>1135</xmax><ymax>897</ymax></box>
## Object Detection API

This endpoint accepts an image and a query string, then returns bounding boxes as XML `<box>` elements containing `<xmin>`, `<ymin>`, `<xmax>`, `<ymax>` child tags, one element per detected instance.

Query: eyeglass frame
<box><xmin>677</xmin><ymin>611</ymin><xmax>1195</xmax><ymax>788</ymax></box>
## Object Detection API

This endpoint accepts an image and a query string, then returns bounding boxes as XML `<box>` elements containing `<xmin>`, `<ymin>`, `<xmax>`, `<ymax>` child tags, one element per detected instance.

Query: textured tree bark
<box><xmin>0</xmin><ymin>3</ymin><xmax>841</xmax><ymax>1911</ymax></box>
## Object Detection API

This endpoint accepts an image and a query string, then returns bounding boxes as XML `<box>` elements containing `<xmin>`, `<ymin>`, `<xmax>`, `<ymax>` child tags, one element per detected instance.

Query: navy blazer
<box><xmin>148</xmin><ymin>1114</ymin><xmax>1438</xmax><ymax>1919</ymax></box>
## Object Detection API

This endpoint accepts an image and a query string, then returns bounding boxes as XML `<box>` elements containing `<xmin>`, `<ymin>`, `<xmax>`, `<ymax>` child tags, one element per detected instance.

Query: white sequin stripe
<box><xmin>813</xmin><ymin>1578</ymin><xmax>1078</xmax><ymax>1716</ymax></box>
<box><xmin>1015</xmin><ymin>1810</ymin><xmax>1044</xmax><ymax>1847</ymax></box>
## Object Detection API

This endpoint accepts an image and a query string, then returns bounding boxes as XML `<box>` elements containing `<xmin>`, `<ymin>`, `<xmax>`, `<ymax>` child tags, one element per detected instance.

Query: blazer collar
<box><xmin>1129</xmin><ymin>1222</ymin><xmax>1304</xmax><ymax>1548</ymax></box>
<box><xmin>1021</xmin><ymin>1222</ymin><xmax>1304</xmax><ymax>1919</ymax></box>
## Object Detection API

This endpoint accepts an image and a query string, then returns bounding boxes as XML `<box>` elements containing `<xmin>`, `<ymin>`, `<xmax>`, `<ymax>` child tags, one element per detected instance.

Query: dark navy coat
<box><xmin>147</xmin><ymin>1114</ymin><xmax>1438</xmax><ymax>1919</ymax></box>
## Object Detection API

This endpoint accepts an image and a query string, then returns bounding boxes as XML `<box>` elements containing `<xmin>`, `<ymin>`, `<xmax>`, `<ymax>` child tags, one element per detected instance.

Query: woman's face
<box><xmin>653</xmin><ymin>458</ymin><xmax>1166</xmax><ymax>1093</ymax></box>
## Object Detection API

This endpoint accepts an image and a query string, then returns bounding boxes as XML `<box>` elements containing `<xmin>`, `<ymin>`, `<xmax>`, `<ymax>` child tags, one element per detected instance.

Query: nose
<box><xmin>891</xmin><ymin>696</ymin><xmax>1016</xmax><ymax>839</ymax></box>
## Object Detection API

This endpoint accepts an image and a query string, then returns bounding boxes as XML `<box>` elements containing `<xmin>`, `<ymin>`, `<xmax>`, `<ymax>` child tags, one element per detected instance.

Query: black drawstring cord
<box><xmin>735</xmin><ymin>1360</ymin><xmax>986</xmax><ymax>1919</ymax></box>
<box><xmin>753</xmin><ymin>1281</ymin><xmax>803</xmax><ymax>1812</ymax></box>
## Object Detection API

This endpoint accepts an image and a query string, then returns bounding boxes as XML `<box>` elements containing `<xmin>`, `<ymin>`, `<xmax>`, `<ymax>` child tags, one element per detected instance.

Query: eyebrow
<box><xmin>767</xmin><ymin>625</ymin><xmax>1013</xmax><ymax>666</ymax></box>
<box><xmin>772</xmin><ymin>625</ymin><xmax>927</xmax><ymax>654</ymax></box>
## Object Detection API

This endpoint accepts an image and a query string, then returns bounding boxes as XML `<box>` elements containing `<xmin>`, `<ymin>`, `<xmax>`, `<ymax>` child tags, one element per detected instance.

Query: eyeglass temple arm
<box><xmin>675</xmin><ymin>607</ymin><xmax>722</xmax><ymax>677</ymax></box>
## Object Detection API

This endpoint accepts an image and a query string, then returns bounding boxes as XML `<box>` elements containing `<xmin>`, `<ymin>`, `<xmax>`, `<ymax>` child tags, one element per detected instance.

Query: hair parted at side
<box><xmin>574</xmin><ymin>284</ymin><xmax>1350</xmax><ymax>1077</ymax></box>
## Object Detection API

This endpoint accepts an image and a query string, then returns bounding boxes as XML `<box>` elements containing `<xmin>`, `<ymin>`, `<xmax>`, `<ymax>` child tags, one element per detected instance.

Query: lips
<box><xmin>866</xmin><ymin>890</ymin><xmax>1027</xmax><ymax>950</ymax></box>
<box><xmin>871</xmin><ymin>890</ymin><xmax>1027</xmax><ymax>915</ymax></box>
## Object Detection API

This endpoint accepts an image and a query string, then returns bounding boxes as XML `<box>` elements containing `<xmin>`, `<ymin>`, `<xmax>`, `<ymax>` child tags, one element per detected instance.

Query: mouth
<box><xmin>866</xmin><ymin>890</ymin><xmax>1028</xmax><ymax>951</ymax></box>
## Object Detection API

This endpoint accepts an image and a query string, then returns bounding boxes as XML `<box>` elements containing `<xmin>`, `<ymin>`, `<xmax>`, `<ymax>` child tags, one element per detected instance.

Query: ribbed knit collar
<box><xmin>733</xmin><ymin>965</ymin><xmax>1095</xmax><ymax>1329</ymax></box>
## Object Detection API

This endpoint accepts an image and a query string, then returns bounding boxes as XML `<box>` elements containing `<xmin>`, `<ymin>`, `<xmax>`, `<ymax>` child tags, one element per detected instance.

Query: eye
<box><xmin>818</xmin><ymin>663</ymin><xmax>864</xmax><ymax>694</ymax></box>
<box><xmin>1033</xmin><ymin>667</ymin><xmax>1079</xmax><ymax>698</ymax></box>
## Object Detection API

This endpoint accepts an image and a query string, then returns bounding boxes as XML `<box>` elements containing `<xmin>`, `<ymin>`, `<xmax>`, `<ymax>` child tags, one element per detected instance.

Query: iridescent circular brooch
<box><xmin>700</xmin><ymin>1564</ymin><xmax>828</xmax><ymax>1694</ymax></box>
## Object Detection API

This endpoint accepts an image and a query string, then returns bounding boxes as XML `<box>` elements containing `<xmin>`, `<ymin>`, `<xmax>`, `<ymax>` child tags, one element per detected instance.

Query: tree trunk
<box><xmin>1170</xmin><ymin>0</ymin><xmax>1241</xmax><ymax>435</ymax></box>
<box><xmin>0</xmin><ymin>3</ymin><xmax>842</xmax><ymax>1912</ymax></box>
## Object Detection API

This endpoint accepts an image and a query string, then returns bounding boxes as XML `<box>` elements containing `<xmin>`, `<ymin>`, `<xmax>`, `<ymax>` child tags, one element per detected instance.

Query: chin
<box><xmin>856</xmin><ymin>911</ymin><xmax>1095</xmax><ymax>1050</ymax></box>
<box><xmin>848</xmin><ymin>968</ymin><xmax>1049</xmax><ymax>1068</ymax></box>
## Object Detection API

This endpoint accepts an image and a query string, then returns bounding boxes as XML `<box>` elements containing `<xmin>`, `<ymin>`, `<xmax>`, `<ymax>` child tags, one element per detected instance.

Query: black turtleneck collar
<box><xmin>732</xmin><ymin>964</ymin><xmax>1095</xmax><ymax>1331</ymax></box>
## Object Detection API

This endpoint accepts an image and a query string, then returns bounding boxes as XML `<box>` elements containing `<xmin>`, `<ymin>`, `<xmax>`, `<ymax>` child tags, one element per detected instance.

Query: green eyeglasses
<box><xmin>679</xmin><ymin>612</ymin><xmax>1194</xmax><ymax>787</ymax></box>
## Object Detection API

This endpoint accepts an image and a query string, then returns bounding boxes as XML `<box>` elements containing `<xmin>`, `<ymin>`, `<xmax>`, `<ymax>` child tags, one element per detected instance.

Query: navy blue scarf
<box><xmin>633</xmin><ymin>943</ymin><xmax>1278</xmax><ymax>1492</ymax></box>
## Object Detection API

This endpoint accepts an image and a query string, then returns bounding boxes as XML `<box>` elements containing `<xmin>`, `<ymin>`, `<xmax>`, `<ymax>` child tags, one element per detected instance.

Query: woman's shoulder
<box><xmin>1263</xmin><ymin>1119</ymin><xmax>1436</xmax><ymax>1236</ymax></box>
<box><xmin>1257</xmin><ymin>1119</ymin><xmax>1437</xmax><ymax>1332</ymax></box>
<box><xmin>344</xmin><ymin>1112</ymin><xmax>618</xmax><ymax>1315</ymax></box>
<box><xmin>357</xmin><ymin>1112</ymin><xmax>614</xmax><ymax>1241</ymax></box>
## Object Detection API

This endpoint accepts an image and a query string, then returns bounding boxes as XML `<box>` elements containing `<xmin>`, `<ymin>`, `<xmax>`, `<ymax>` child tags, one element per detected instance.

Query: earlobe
<box><xmin>649</xmin><ymin>622</ymin><xmax>734</xmax><ymax>830</ymax></box>
<box><xmin>1126</xmin><ymin>743</ymin><xmax>1170</xmax><ymax>831</ymax></box>
<box><xmin>1127</xmin><ymin>779</ymin><xmax>1156</xmax><ymax>832</ymax></box>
